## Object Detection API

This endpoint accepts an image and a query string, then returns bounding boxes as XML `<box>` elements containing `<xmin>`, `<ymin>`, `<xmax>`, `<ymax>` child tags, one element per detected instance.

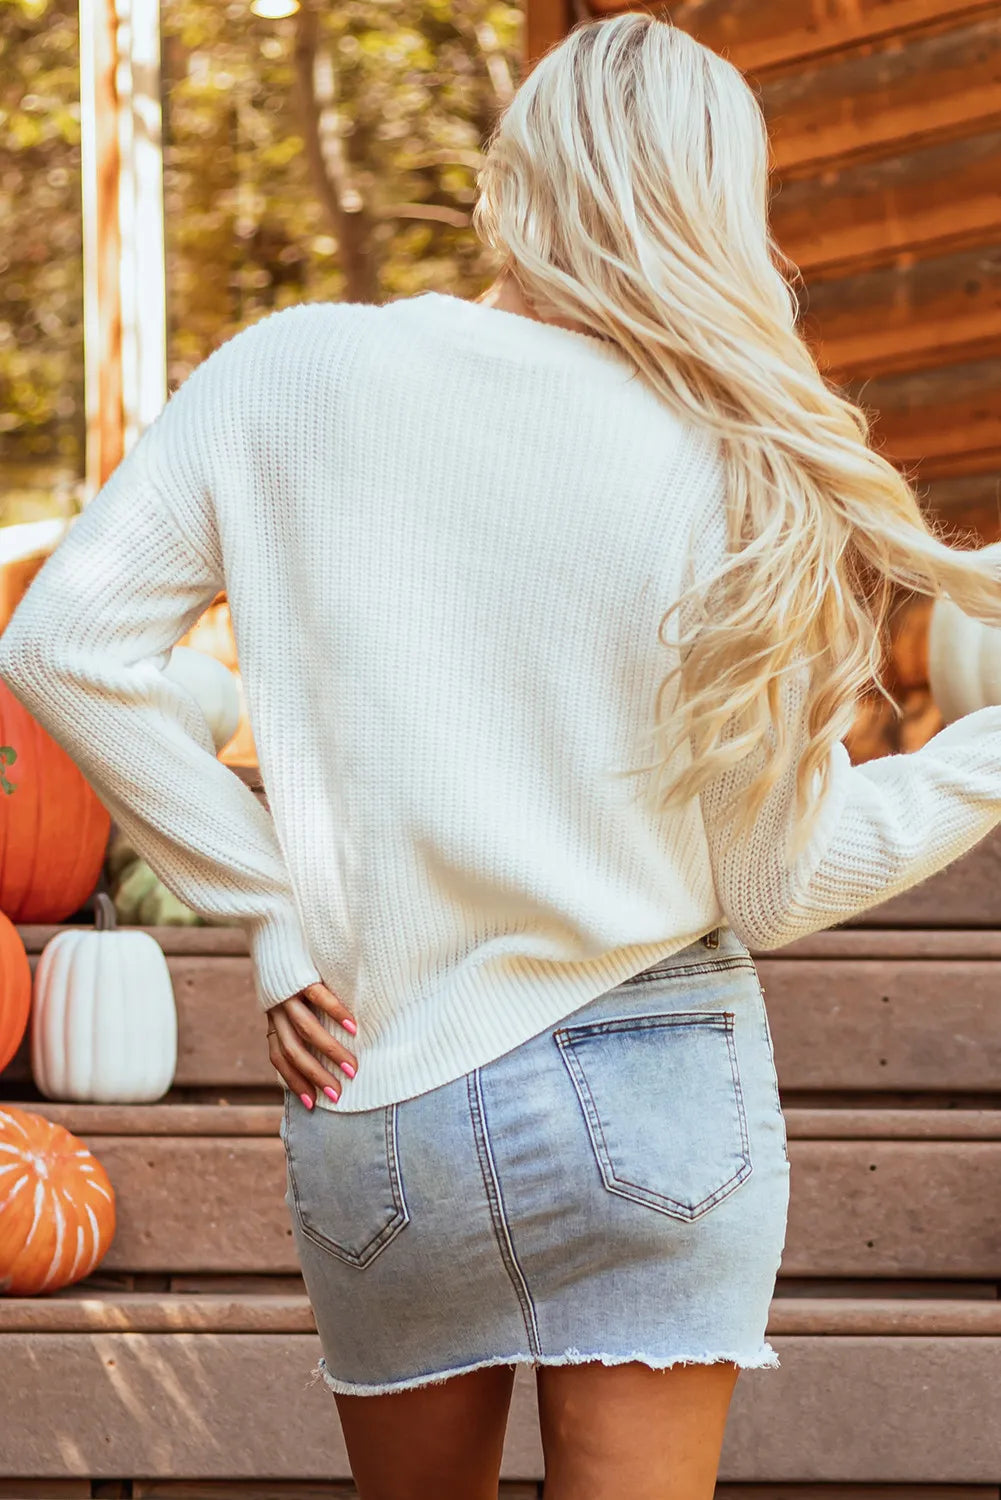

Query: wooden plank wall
<box><xmin>663</xmin><ymin>0</ymin><xmax>1001</xmax><ymax>528</ymax></box>
<box><xmin>574</xmin><ymin>0</ymin><xmax>1001</xmax><ymax>761</ymax></box>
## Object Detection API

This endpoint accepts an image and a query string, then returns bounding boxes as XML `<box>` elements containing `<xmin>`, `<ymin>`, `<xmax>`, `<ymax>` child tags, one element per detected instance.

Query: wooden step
<box><xmin>1</xmin><ymin>1291</ymin><xmax>999</xmax><ymax>1336</ymax></box>
<box><xmin>0</xmin><ymin>1293</ymin><xmax>998</xmax><ymax>1480</ymax></box>
<box><xmin>22</xmin><ymin>1102</ymin><xmax>1001</xmax><ymax>1139</ymax></box>
<box><xmin>715</xmin><ymin>1491</ymin><xmax>1000</xmax><ymax>1499</ymax></box>
<box><xmin>0</xmin><ymin>1483</ymin><xmax>995</xmax><ymax>1500</ymax></box>
<box><xmin>37</xmin><ymin>1485</ymin><xmax>994</xmax><ymax>1500</ymax></box>
<box><xmin>1</xmin><ymin>1104</ymin><xmax>996</xmax><ymax>1278</ymax></box>
<box><xmin>1</xmin><ymin>1485</ymin><xmax>992</xmax><ymax>1500</ymax></box>
<box><xmin>755</xmin><ymin>957</ymin><xmax>1001</xmax><ymax>1094</ymax></box>
<box><xmin>7</xmin><ymin>919</ymin><xmax>1001</xmax><ymax>1095</ymax></box>
<box><xmin>128</xmin><ymin>1486</ymin><xmax>535</xmax><ymax>1500</ymax></box>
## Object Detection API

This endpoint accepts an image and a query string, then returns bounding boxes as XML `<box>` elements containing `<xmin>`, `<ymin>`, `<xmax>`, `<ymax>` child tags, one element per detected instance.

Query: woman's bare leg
<box><xmin>537</xmin><ymin>1358</ymin><xmax>740</xmax><ymax>1500</ymax></box>
<box><xmin>332</xmin><ymin>1362</ymin><xmax>517</xmax><ymax>1500</ymax></box>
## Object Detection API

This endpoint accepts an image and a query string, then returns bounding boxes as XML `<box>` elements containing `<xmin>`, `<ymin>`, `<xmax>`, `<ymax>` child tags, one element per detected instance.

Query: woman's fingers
<box><xmin>285</xmin><ymin>991</ymin><xmax>359</xmax><ymax>1075</ymax></box>
<box><xmin>267</xmin><ymin>982</ymin><xmax>360</xmax><ymax>1109</ymax></box>
<box><xmin>268</xmin><ymin>1007</ymin><xmax>326</xmax><ymax>1105</ymax></box>
<box><xmin>299</xmin><ymin>981</ymin><xmax>357</xmax><ymax>1038</ymax></box>
<box><xmin>272</xmin><ymin>1013</ymin><xmax>344</xmax><ymax>1105</ymax></box>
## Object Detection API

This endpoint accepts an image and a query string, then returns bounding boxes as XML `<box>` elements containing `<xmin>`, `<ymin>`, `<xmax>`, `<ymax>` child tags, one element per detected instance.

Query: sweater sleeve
<box><xmin>698</xmin><ymin>663</ymin><xmax>1001</xmax><ymax>950</ymax></box>
<box><xmin>0</xmin><ymin>340</ymin><xmax>323</xmax><ymax>1011</ymax></box>
<box><xmin>683</xmin><ymin>486</ymin><xmax>1001</xmax><ymax>950</ymax></box>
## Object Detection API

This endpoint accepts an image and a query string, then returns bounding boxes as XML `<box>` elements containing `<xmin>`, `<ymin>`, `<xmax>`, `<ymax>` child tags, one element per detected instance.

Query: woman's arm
<box><xmin>679</xmin><ymin>476</ymin><xmax>1001</xmax><ymax>949</ymax></box>
<box><xmin>0</xmin><ymin>323</ymin><xmax>322</xmax><ymax>1011</ymax></box>
<box><xmin>699</xmin><ymin>661</ymin><xmax>1001</xmax><ymax>949</ymax></box>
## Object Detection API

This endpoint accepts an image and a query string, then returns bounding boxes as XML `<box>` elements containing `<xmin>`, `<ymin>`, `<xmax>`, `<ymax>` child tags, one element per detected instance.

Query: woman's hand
<box><xmin>266</xmin><ymin>981</ymin><xmax>359</xmax><ymax>1109</ymax></box>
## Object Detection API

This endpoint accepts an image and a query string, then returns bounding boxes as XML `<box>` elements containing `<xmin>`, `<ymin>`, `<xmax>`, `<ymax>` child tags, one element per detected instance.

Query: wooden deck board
<box><xmin>2</xmin><ymin>1332</ymin><xmax>999</xmax><ymax>1480</ymax></box>
<box><xmin>16</xmin><ymin>1103</ymin><xmax>1001</xmax><ymax>1139</ymax></box>
<box><xmin>1</xmin><ymin>1292</ymin><xmax>998</xmax><ymax>1336</ymax></box>
<box><xmin>0</xmin><ymin>1125</ymin><xmax>990</xmax><ymax>1277</ymax></box>
<box><xmin>8</xmin><ymin>925</ymin><xmax>1001</xmax><ymax>1096</ymax></box>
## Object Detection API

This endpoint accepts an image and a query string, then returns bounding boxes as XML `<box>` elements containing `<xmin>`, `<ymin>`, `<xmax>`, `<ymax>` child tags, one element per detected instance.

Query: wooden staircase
<box><xmin>2</xmin><ymin>836</ymin><xmax>1001</xmax><ymax>1492</ymax></box>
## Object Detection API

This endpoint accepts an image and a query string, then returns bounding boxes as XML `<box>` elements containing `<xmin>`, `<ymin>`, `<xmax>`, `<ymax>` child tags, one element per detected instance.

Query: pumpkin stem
<box><xmin>93</xmin><ymin>891</ymin><xmax>118</xmax><ymax>931</ymax></box>
<box><xmin>0</xmin><ymin>744</ymin><xmax>17</xmax><ymax>795</ymax></box>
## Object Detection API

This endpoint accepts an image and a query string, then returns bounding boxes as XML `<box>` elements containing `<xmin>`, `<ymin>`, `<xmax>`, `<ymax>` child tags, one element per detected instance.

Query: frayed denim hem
<box><xmin>307</xmin><ymin>1341</ymin><xmax>781</xmax><ymax>1397</ymax></box>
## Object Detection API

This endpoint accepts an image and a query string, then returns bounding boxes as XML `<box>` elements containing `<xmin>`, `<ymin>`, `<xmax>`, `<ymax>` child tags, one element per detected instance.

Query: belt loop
<box><xmin>701</xmin><ymin>927</ymin><xmax>720</xmax><ymax>949</ymax></box>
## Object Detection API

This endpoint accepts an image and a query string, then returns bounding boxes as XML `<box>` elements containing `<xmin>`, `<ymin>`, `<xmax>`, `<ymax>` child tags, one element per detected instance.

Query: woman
<box><xmin>3</xmin><ymin>12</ymin><xmax>1001</xmax><ymax>1499</ymax></box>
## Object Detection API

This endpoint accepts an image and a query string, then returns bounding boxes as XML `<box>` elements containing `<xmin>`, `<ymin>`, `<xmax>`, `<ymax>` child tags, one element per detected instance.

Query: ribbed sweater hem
<box><xmin>310</xmin><ymin>922</ymin><xmax>736</xmax><ymax>1111</ymax></box>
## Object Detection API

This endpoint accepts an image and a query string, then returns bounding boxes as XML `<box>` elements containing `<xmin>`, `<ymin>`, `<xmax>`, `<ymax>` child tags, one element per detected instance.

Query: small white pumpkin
<box><xmin>31</xmin><ymin>893</ymin><xmax>178</xmax><ymax>1103</ymax></box>
<box><xmin>162</xmin><ymin>645</ymin><xmax>242</xmax><ymax>754</ymax></box>
<box><xmin>928</xmin><ymin>593</ymin><xmax>1001</xmax><ymax>726</ymax></box>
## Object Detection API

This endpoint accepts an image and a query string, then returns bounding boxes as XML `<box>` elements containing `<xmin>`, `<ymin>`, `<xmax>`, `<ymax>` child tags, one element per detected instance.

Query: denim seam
<box><xmin>555</xmin><ymin>1010</ymin><xmax>734</xmax><ymax>1042</ymax></box>
<box><xmin>621</xmin><ymin>955</ymin><xmax>756</xmax><ymax>986</ymax></box>
<box><xmin>554</xmin><ymin>1013</ymin><xmax>753</xmax><ymax>1220</ymax></box>
<box><xmin>747</xmin><ymin>968</ymin><xmax>790</xmax><ymax>1157</ymax></box>
<box><xmin>724</xmin><ymin>1022</ymin><xmax>753</xmax><ymax>1174</ymax></box>
<box><xmin>466</xmin><ymin>1068</ymin><xmax>542</xmax><ymax>1355</ymax></box>
<box><xmin>284</xmin><ymin>1099</ymin><xmax>411</xmax><ymax>1269</ymax></box>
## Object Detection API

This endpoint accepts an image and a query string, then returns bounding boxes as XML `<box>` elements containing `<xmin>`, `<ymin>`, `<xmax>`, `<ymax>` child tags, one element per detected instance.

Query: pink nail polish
<box><xmin>299</xmin><ymin>1092</ymin><xmax>314</xmax><ymax>1110</ymax></box>
<box><xmin>323</xmin><ymin>1086</ymin><xmax>340</xmax><ymax>1103</ymax></box>
<box><xmin>342</xmin><ymin>1017</ymin><xmax>358</xmax><ymax>1036</ymax></box>
<box><xmin>341</xmin><ymin>1061</ymin><xmax>356</xmax><ymax>1079</ymax></box>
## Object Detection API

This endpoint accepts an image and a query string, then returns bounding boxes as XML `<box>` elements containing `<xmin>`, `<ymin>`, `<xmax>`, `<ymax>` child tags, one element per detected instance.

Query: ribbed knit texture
<box><xmin>5</xmin><ymin>289</ymin><xmax>1001</xmax><ymax>1112</ymax></box>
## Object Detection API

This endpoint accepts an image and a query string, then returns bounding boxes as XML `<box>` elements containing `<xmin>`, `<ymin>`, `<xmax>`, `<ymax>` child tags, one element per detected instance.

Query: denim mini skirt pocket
<box><xmin>552</xmin><ymin>1009</ymin><xmax>752</xmax><ymax>1221</ymax></box>
<box><xmin>282</xmin><ymin>1089</ymin><xmax>410</xmax><ymax>1268</ymax></box>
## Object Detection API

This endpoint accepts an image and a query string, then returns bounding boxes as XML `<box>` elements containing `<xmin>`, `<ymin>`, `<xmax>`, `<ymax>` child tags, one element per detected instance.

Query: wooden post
<box><xmin>524</xmin><ymin>0</ymin><xmax>573</xmax><ymax>74</ymax></box>
<box><xmin>117</xmin><ymin>0</ymin><xmax>167</xmax><ymax>455</ymax></box>
<box><xmin>79</xmin><ymin>0</ymin><xmax>122</xmax><ymax>494</ymax></box>
<box><xmin>79</xmin><ymin>0</ymin><xmax>166</xmax><ymax>497</ymax></box>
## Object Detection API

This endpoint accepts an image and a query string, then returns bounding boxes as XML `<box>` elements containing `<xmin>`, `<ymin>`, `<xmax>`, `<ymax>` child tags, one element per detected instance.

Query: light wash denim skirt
<box><xmin>279</xmin><ymin>925</ymin><xmax>791</xmax><ymax>1397</ymax></box>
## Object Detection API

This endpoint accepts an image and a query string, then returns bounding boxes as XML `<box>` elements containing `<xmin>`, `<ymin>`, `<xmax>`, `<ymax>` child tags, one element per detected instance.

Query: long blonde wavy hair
<box><xmin>471</xmin><ymin>12</ymin><xmax>1001</xmax><ymax>860</ymax></box>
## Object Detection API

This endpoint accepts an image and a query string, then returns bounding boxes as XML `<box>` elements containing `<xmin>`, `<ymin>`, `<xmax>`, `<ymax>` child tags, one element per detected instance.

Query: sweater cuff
<box><xmin>247</xmin><ymin>909</ymin><xmax>323</xmax><ymax>1011</ymax></box>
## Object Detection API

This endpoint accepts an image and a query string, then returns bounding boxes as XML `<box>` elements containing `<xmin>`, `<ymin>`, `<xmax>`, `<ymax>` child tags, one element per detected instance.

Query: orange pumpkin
<box><xmin>0</xmin><ymin>682</ymin><xmax>111</xmax><ymax>922</ymax></box>
<box><xmin>0</xmin><ymin>1106</ymin><xmax>116</xmax><ymax>1294</ymax></box>
<box><xmin>0</xmin><ymin>909</ymin><xmax>30</xmax><ymax>1073</ymax></box>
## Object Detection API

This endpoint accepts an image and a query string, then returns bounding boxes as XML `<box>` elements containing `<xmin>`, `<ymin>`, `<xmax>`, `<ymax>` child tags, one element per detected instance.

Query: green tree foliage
<box><xmin>0</xmin><ymin>0</ymin><xmax>522</xmax><ymax>522</ymax></box>
<box><xmin>0</xmin><ymin>0</ymin><xmax>84</xmax><ymax>523</ymax></box>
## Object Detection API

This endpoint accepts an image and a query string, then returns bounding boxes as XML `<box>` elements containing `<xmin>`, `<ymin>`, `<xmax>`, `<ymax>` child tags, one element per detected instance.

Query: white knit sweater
<box><xmin>3</xmin><ymin>289</ymin><xmax>1001</xmax><ymax>1112</ymax></box>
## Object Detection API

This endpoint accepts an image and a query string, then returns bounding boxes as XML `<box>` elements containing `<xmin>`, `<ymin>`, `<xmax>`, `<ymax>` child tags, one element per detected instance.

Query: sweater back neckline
<box><xmin>402</xmin><ymin>290</ymin><xmax>638</xmax><ymax>378</ymax></box>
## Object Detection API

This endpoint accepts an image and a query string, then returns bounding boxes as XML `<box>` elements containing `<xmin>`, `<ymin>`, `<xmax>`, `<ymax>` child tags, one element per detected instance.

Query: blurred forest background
<box><xmin>0</xmin><ymin>0</ymin><xmax>521</xmax><ymax>526</ymax></box>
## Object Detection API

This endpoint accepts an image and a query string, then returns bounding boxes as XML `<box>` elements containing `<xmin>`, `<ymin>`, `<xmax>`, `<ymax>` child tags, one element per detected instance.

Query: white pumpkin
<box><xmin>162</xmin><ymin>645</ymin><xmax>242</xmax><ymax>754</ymax></box>
<box><xmin>31</xmin><ymin>893</ymin><xmax>178</xmax><ymax>1103</ymax></box>
<box><xmin>928</xmin><ymin>594</ymin><xmax>1001</xmax><ymax>726</ymax></box>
